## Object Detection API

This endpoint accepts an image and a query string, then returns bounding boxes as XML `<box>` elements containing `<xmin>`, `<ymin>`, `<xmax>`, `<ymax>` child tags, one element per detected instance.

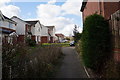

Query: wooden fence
<box><xmin>109</xmin><ymin>10</ymin><xmax>120</xmax><ymax>62</ymax></box>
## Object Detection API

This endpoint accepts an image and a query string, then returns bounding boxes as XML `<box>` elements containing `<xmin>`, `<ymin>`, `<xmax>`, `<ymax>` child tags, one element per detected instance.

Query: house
<box><xmin>80</xmin><ymin>1</ymin><xmax>120</xmax><ymax>20</ymax></box>
<box><xmin>40</xmin><ymin>24</ymin><xmax>49</xmax><ymax>43</ymax></box>
<box><xmin>11</xmin><ymin>16</ymin><xmax>34</xmax><ymax>43</ymax></box>
<box><xmin>0</xmin><ymin>11</ymin><xmax>17</xmax><ymax>44</ymax></box>
<box><xmin>55</xmin><ymin>34</ymin><xmax>65</xmax><ymax>43</ymax></box>
<box><xmin>25</xmin><ymin>20</ymin><xmax>42</xmax><ymax>44</ymax></box>
<box><xmin>46</xmin><ymin>26</ymin><xmax>55</xmax><ymax>43</ymax></box>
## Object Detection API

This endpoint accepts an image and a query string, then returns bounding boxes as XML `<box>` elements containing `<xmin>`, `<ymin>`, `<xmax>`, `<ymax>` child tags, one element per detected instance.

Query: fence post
<box><xmin>9</xmin><ymin>66</ymin><xmax>12</xmax><ymax>79</ymax></box>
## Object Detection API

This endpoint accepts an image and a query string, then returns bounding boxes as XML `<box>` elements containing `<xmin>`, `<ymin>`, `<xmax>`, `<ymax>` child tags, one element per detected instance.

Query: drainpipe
<box><xmin>99</xmin><ymin>0</ymin><xmax>102</xmax><ymax>15</ymax></box>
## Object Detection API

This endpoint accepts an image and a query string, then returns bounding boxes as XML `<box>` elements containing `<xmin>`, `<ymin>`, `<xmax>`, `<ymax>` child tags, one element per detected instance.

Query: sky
<box><xmin>0</xmin><ymin>0</ymin><xmax>83</xmax><ymax>36</ymax></box>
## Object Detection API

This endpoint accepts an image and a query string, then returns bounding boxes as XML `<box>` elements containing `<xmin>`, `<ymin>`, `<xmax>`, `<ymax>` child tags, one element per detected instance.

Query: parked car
<box><xmin>70</xmin><ymin>41</ymin><xmax>75</xmax><ymax>46</ymax></box>
<box><xmin>60</xmin><ymin>40</ymin><xmax>68</xmax><ymax>43</ymax></box>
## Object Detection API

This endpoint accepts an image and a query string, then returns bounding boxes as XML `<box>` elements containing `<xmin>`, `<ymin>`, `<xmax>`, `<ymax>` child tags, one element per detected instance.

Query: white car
<box><xmin>61</xmin><ymin>40</ymin><xmax>68</xmax><ymax>43</ymax></box>
<box><xmin>70</xmin><ymin>41</ymin><xmax>75</xmax><ymax>46</ymax></box>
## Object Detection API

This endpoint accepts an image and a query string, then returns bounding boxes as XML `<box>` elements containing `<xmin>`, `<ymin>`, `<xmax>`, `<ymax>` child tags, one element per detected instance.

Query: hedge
<box><xmin>81</xmin><ymin>14</ymin><xmax>112</xmax><ymax>72</ymax></box>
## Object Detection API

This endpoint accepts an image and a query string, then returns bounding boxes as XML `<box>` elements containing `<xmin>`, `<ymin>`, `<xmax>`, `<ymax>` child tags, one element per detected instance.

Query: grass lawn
<box><xmin>41</xmin><ymin>43</ymin><xmax>70</xmax><ymax>47</ymax></box>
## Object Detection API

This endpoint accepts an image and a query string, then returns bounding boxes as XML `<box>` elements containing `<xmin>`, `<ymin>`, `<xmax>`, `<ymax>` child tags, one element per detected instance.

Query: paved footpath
<box><xmin>55</xmin><ymin>47</ymin><xmax>88</xmax><ymax>78</ymax></box>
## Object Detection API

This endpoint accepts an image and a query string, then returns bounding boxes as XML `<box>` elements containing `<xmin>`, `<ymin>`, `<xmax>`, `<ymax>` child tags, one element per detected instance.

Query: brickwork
<box><xmin>83</xmin><ymin>2</ymin><xmax>100</xmax><ymax>20</ymax></box>
<box><xmin>17</xmin><ymin>35</ymin><xmax>25</xmax><ymax>43</ymax></box>
<box><xmin>31</xmin><ymin>35</ymin><xmax>35</xmax><ymax>41</ymax></box>
<box><xmin>41</xmin><ymin>36</ymin><xmax>48</xmax><ymax>43</ymax></box>
<box><xmin>82</xmin><ymin>2</ymin><xmax>120</xmax><ymax>20</ymax></box>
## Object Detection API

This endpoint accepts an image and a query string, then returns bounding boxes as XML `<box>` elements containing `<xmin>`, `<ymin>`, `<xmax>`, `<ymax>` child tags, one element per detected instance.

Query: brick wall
<box><xmin>41</xmin><ymin>36</ymin><xmax>48</xmax><ymax>43</ymax></box>
<box><xmin>31</xmin><ymin>35</ymin><xmax>35</xmax><ymax>41</ymax></box>
<box><xmin>83</xmin><ymin>2</ymin><xmax>101</xmax><ymax>20</ymax></box>
<box><xmin>82</xmin><ymin>2</ymin><xmax>120</xmax><ymax>20</ymax></box>
<box><xmin>17</xmin><ymin>35</ymin><xmax>25</xmax><ymax>43</ymax></box>
<box><xmin>103</xmin><ymin>2</ymin><xmax>120</xmax><ymax>19</ymax></box>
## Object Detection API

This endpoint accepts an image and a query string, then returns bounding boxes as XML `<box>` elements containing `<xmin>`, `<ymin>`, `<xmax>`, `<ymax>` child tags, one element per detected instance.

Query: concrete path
<box><xmin>55</xmin><ymin>47</ymin><xmax>88</xmax><ymax>78</ymax></box>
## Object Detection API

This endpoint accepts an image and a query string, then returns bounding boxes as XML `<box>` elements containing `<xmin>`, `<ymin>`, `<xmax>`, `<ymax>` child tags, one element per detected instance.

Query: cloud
<box><xmin>0</xmin><ymin>0</ymin><xmax>21</xmax><ymax>18</ymax></box>
<box><xmin>36</xmin><ymin>0</ymin><xmax>82</xmax><ymax>36</ymax></box>
<box><xmin>61</xmin><ymin>0</ymin><xmax>82</xmax><ymax>16</ymax></box>
<box><xmin>37</xmin><ymin>4</ymin><xmax>61</xmax><ymax>18</ymax></box>
<box><xmin>48</xmin><ymin>0</ymin><xmax>56</xmax><ymax>4</ymax></box>
<box><xmin>0</xmin><ymin>0</ymin><xmax>11</xmax><ymax>7</ymax></box>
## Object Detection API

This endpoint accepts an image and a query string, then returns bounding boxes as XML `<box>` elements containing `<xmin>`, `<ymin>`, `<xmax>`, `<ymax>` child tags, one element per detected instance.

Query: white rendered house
<box><xmin>25</xmin><ymin>20</ymin><xmax>42</xmax><ymax>44</ymax></box>
<box><xmin>11</xmin><ymin>16</ymin><xmax>33</xmax><ymax>43</ymax></box>
<box><xmin>0</xmin><ymin>11</ymin><xmax>17</xmax><ymax>44</ymax></box>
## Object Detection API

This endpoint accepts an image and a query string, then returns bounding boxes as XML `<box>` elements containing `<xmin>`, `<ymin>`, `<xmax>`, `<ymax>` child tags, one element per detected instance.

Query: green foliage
<box><xmin>65</xmin><ymin>37</ymin><xmax>70</xmax><ymax>40</ymax></box>
<box><xmin>74</xmin><ymin>33</ymin><xmax>82</xmax><ymax>43</ymax></box>
<box><xmin>73</xmin><ymin>25</ymin><xmax>82</xmax><ymax>43</ymax></box>
<box><xmin>26</xmin><ymin>38</ymin><xmax>36</xmax><ymax>47</ymax></box>
<box><xmin>81</xmin><ymin>14</ymin><xmax>111</xmax><ymax>72</ymax></box>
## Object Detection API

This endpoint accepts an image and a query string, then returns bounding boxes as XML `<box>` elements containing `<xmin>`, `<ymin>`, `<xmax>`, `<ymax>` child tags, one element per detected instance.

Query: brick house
<box><xmin>40</xmin><ymin>24</ymin><xmax>50</xmax><ymax>43</ymax></box>
<box><xmin>55</xmin><ymin>34</ymin><xmax>65</xmax><ymax>43</ymax></box>
<box><xmin>80</xmin><ymin>1</ymin><xmax>120</xmax><ymax>20</ymax></box>
<box><xmin>46</xmin><ymin>26</ymin><xmax>55</xmax><ymax>43</ymax></box>
<box><xmin>80</xmin><ymin>0</ymin><xmax>120</xmax><ymax>62</ymax></box>
<box><xmin>0</xmin><ymin>11</ymin><xmax>17</xmax><ymax>44</ymax></box>
<box><xmin>11</xmin><ymin>16</ymin><xmax>33</xmax><ymax>43</ymax></box>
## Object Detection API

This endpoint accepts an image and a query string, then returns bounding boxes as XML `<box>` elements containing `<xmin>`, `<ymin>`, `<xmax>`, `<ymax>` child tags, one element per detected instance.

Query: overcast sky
<box><xmin>0</xmin><ymin>0</ymin><xmax>83</xmax><ymax>36</ymax></box>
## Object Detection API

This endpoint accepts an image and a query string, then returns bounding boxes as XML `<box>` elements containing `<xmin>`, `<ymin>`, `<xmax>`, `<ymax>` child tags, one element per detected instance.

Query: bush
<box><xmin>2</xmin><ymin>43</ymin><xmax>29</xmax><ymax>78</ymax></box>
<box><xmin>81</xmin><ymin>14</ymin><xmax>111</xmax><ymax>73</ymax></box>
<box><xmin>26</xmin><ymin>38</ymin><xmax>36</xmax><ymax>47</ymax></box>
<box><xmin>2</xmin><ymin>43</ymin><xmax>63</xmax><ymax>78</ymax></box>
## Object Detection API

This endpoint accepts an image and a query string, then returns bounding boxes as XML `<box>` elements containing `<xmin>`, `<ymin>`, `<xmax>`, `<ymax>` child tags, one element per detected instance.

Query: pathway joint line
<box><xmin>84</xmin><ymin>66</ymin><xmax>90</xmax><ymax>78</ymax></box>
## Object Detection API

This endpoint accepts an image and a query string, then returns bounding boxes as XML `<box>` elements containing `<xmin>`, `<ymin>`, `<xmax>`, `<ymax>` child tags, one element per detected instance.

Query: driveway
<box><xmin>55</xmin><ymin>47</ymin><xmax>88</xmax><ymax>78</ymax></box>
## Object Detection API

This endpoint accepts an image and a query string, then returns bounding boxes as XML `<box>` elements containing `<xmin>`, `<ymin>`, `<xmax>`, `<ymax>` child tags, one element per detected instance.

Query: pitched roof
<box><xmin>3</xmin><ymin>15</ymin><xmax>16</xmax><ymax>23</ymax></box>
<box><xmin>55</xmin><ymin>34</ymin><xmax>64</xmax><ymax>37</ymax></box>
<box><xmin>25</xmin><ymin>21</ymin><xmax>39</xmax><ymax>26</ymax></box>
<box><xmin>0</xmin><ymin>11</ymin><xmax>16</xmax><ymax>24</ymax></box>
<box><xmin>11</xmin><ymin>16</ymin><xmax>31</xmax><ymax>25</ymax></box>
<box><xmin>46</xmin><ymin>26</ymin><xmax>55</xmax><ymax>28</ymax></box>
<box><xmin>80</xmin><ymin>0</ymin><xmax>88</xmax><ymax>12</ymax></box>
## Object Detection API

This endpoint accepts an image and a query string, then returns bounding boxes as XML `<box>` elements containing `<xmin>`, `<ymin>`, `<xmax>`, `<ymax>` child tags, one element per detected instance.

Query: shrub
<box><xmin>26</xmin><ymin>38</ymin><xmax>36</xmax><ymax>47</ymax></box>
<box><xmin>2</xmin><ymin>43</ymin><xmax>63</xmax><ymax>78</ymax></box>
<box><xmin>81</xmin><ymin>14</ymin><xmax>111</xmax><ymax>73</ymax></box>
<box><xmin>2</xmin><ymin>43</ymin><xmax>28</xmax><ymax>78</ymax></box>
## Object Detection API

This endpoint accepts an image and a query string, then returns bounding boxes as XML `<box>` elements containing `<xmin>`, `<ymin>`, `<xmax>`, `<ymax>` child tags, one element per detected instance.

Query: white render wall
<box><xmin>51</xmin><ymin>27</ymin><xmax>55</xmax><ymax>37</ymax></box>
<box><xmin>41</xmin><ymin>25</ymin><xmax>49</xmax><ymax>36</ymax></box>
<box><xmin>11</xmin><ymin>18</ymin><xmax>27</xmax><ymax>35</ymax></box>
<box><xmin>0</xmin><ymin>20</ymin><xmax>16</xmax><ymax>30</ymax></box>
<box><xmin>31</xmin><ymin>22</ymin><xmax>41</xmax><ymax>43</ymax></box>
<box><xmin>34</xmin><ymin>22</ymin><xmax>41</xmax><ymax>36</ymax></box>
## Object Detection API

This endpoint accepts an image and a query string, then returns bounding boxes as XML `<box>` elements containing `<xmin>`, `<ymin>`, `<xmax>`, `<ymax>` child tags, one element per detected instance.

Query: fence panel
<box><xmin>110</xmin><ymin>10</ymin><xmax>120</xmax><ymax>62</ymax></box>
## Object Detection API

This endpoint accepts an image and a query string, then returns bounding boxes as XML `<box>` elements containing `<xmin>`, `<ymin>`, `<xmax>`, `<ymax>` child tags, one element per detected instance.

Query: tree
<box><xmin>81</xmin><ymin>14</ymin><xmax>111</xmax><ymax>73</ymax></box>
<box><xmin>73</xmin><ymin>25</ymin><xmax>82</xmax><ymax>43</ymax></box>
